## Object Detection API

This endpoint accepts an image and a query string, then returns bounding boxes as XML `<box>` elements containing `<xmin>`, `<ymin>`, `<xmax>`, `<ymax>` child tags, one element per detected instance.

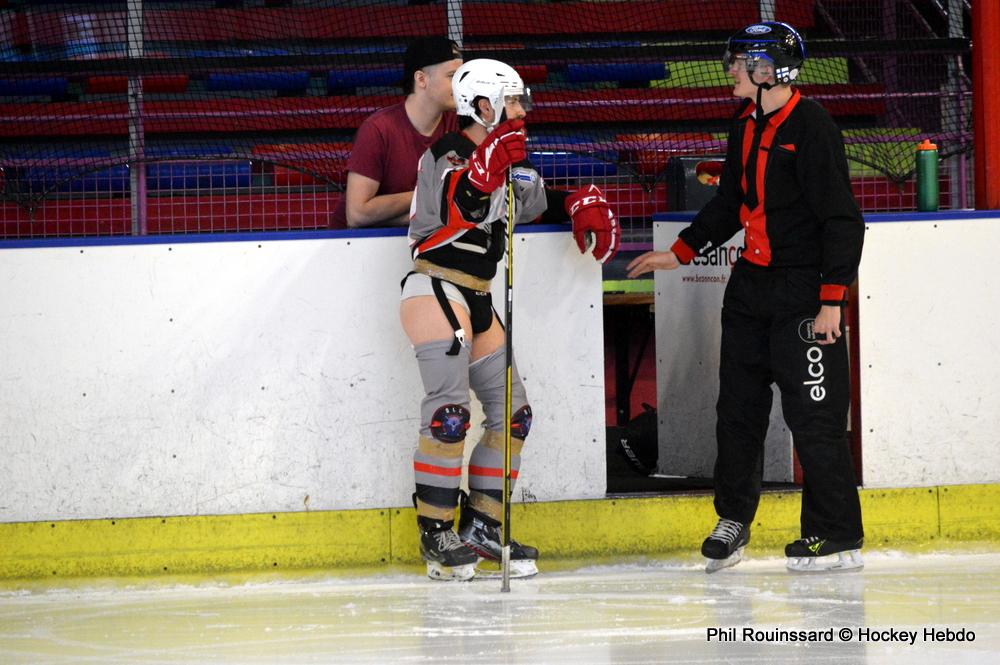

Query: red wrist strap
<box><xmin>671</xmin><ymin>238</ymin><xmax>696</xmax><ymax>264</ymax></box>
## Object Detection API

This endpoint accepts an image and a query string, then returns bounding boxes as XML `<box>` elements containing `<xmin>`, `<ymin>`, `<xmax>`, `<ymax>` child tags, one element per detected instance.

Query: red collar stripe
<box><xmin>739</xmin><ymin>90</ymin><xmax>801</xmax><ymax>266</ymax></box>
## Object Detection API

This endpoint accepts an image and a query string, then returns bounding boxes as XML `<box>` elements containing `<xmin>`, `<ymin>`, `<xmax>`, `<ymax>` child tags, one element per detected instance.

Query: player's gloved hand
<box><xmin>467</xmin><ymin>119</ymin><xmax>527</xmax><ymax>194</ymax></box>
<box><xmin>566</xmin><ymin>184</ymin><xmax>620</xmax><ymax>264</ymax></box>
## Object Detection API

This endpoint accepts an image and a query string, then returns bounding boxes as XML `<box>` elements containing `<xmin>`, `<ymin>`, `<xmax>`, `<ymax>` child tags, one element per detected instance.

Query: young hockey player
<box><xmin>627</xmin><ymin>22</ymin><xmax>865</xmax><ymax>573</ymax></box>
<box><xmin>399</xmin><ymin>58</ymin><xmax>620</xmax><ymax>580</ymax></box>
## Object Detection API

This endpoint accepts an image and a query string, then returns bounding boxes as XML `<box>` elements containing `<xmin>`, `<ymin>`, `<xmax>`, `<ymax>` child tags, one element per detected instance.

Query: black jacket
<box><xmin>672</xmin><ymin>89</ymin><xmax>864</xmax><ymax>304</ymax></box>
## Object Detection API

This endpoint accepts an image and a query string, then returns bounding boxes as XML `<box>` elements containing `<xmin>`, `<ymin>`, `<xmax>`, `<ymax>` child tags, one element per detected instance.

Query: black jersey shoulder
<box><xmin>791</xmin><ymin>95</ymin><xmax>838</xmax><ymax>128</ymax></box>
<box><xmin>431</xmin><ymin>131</ymin><xmax>477</xmax><ymax>160</ymax></box>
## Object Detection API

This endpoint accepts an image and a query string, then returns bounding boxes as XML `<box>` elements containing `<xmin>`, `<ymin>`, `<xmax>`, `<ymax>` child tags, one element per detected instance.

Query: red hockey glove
<box><xmin>566</xmin><ymin>184</ymin><xmax>620</xmax><ymax>264</ymax></box>
<box><xmin>467</xmin><ymin>119</ymin><xmax>527</xmax><ymax>194</ymax></box>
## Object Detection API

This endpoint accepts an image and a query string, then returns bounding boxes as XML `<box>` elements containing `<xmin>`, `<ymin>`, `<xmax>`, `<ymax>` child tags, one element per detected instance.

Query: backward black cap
<box><xmin>401</xmin><ymin>36</ymin><xmax>462</xmax><ymax>93</ymax></box>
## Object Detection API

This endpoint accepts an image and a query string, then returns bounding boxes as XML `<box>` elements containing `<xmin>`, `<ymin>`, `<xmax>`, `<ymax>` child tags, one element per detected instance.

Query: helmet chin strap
<box><xmin>752</xmin><ymin>74</ymin><xmax>773</xmax><ymax>124</ymax></box>
<box><xmin>474</xmin><ymin>105</ymin><xmax>508</xmax><ymax>132</ymax></box>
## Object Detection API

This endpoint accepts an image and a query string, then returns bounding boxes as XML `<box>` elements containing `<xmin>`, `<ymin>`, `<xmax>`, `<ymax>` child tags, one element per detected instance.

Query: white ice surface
<box><xmin>1</xmin><ymin>552</ymin><xmax>998</xmax><ymax>664</ymax></box>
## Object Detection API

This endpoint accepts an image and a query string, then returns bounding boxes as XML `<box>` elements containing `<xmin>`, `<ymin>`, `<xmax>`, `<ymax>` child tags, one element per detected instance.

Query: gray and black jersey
<box><xmin>408</xmin><ymin>131</ymin><xmax>568</xmax><ymax>280</ymax></box>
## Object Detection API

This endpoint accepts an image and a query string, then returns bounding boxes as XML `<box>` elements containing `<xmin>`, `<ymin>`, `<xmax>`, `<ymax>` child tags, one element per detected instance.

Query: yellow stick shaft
<box><xmin>501</xmin><ymin>167</ymin><xmax>515</xmax><ymax>593</ymax></box>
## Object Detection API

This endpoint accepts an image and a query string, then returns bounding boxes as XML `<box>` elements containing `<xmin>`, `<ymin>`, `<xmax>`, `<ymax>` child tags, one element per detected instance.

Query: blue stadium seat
<box><xmin>205</xmin><ymin>72</ymin><xmax>310</xmax><ymax>93</ymax></box>
<box><xmin>14</xmin><ymin>166</ymin><xmax>129</xmax><ymax>194</ymax></box>
<box><xmin>147</xmin><ymin>162</ymin><xmax>251</xmax><ymax>190</ymax></box>
<box><xmin>565</xmin><ymin>63</ymin><xmax>668</xmax><ymax>84</ymax></box>
<box><xmin>327</xmin><ymin>69</ymin><xmax>402</xmax><ymax>89</ymax></box>
<box><xmin>303</xmin><ymin>45</ymin><xmax>405</xmax><ymax>56</ymax></box>
<box><xmin>0</xmin><ymin>78</ymin><xmax>68</xmax><ymax>96</ymax></box>
<box><xmin>529</xmin><ymin>152</ymin><xmax>619</xmax><ymax>179</ymax></box>
<box><xmin>536</xmin><ymin>41</ymin><xmax>643</xmax><ymax>50</ymax></box>
<box><xmin>189</xmin><ymin>47</ymin><xmax>290</xmax><ymax>58</ymax></box>
<box><xmin>528</xmin><ymin>135</ymin><xmax>591</xmax><ymax>147</ymax></box>
<box><xmin>146</xmin><ymin>145</ymin><xmax>236</xmax><ymax>158</ymax></box>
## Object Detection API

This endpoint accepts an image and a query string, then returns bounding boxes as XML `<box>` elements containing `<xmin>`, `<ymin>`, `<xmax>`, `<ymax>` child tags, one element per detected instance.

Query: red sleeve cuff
<box><xmin>820</xmin><ymin>284</ymin><xmax>848</xmax><ymax>302</ymax></box>
<box><xmin>671</xmin><ymin>238</ymin><xmax>696</xmax><ymax>264</ymax></box>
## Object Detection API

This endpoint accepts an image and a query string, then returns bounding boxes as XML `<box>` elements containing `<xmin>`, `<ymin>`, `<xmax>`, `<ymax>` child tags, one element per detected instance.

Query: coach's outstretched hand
<box><xmin>626</xmin><ymin>250</ymin><xmax>680</xmax><ymax>278</ymax></box>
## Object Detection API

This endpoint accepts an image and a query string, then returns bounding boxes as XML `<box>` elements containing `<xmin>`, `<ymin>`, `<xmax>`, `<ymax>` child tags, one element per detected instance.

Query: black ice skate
<box><xmin>458</xmin><ymin>501</ymin><xmax>538</xmax><ymax>579</ymax></box>
<box><xmin>418</xmin><ymin>516</ymin><xmax>478</xmax><ymax>581</ymax></box>
<box><xmin>785</xmin><ymin>536</ymin><xmax>864</xmax><ymax>572</ymax></box>
<box><xmin>701</xmin><ymin>518</ymin><xmax>750</xmax><ymax>573</ymax></box>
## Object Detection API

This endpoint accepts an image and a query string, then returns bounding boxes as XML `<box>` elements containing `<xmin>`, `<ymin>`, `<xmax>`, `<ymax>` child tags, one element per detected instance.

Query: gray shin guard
<box><xmin>469</xmin><ymin>347</ymin><xmax>529</xmax><ymax>431</ymax></box>
<box><xmin>413</xmin><ymin>339</ymin><xmax>472</xmax><ymax>518</ymax></box>
<box><xmin>468</xmin><ymin>347</ymin><xmax>531</xmax><ymax>514</ymax></box>
<box><xmin>416</xmin><ymin>339</ymin><xmax>471</xmax><ymax>438</ymax></box>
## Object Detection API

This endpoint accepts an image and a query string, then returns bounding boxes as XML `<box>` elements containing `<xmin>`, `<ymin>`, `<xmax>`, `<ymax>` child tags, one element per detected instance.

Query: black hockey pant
<box><xmin>713</xmin><ymin>260</ymin><xmax>863</xmax><ymax>542</ymax></box>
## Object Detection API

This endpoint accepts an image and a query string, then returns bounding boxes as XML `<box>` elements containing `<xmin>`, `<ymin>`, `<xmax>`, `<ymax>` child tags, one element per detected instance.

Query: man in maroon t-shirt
<box><xmin>331</xmin><ymin>37</ymin><xmax>462</xmax><ymax>229</ymax></box>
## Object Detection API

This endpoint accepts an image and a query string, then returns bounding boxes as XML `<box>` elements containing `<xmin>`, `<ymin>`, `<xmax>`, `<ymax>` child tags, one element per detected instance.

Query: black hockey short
<box><xmin>401</xmin><ymin>272</ymin><xmax>497</xmax><ymax>355</ymax></box>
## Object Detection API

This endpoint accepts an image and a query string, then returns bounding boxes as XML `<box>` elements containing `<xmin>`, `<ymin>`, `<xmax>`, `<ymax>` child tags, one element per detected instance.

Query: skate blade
<box><xmin>705</xmin><ymin>547</ymin><xmax>745</xmax><ymax>573</ymax></box>
<box><xmin>786</xmin><ymin>549</ymin><xmax>864</xmax><ymax>573</ymax></box>
<box><xmin>474</xmin><ymin>558</ymin><xmax>538</xmax><ymax>579</ymax></box>
<box><xmin>426</xmin><ymin>561</ymin><xmax>476</xmax><ymax>581</ymax></box>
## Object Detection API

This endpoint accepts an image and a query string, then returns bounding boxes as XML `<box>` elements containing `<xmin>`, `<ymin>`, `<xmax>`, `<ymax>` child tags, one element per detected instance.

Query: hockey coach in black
<box><xmin>627</xmin><ymin>22</ymin><xmax>865</xmax><ymax>573</ymax></box>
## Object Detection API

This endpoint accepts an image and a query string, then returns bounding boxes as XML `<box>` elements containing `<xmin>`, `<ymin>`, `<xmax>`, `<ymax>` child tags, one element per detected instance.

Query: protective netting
<box><xmin>0</xmin><ymin>0</ymin><xmax>974</xmax><ymax>237</ymax></box>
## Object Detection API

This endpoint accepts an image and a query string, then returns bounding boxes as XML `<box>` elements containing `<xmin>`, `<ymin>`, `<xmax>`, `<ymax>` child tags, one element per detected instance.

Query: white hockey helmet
<box><xmin>452</xmin><ymin>58</ymin><xmax>531</xmax><ymax>130</ymax></box>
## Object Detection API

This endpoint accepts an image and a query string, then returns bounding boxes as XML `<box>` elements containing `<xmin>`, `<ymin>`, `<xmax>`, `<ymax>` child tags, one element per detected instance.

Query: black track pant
<box><xmin>714</xmin><ymin>259</ymin><xmax>863</xmax><ymax>541</ymax></box>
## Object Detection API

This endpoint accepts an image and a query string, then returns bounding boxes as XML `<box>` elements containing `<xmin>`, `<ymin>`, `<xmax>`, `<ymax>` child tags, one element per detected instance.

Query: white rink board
<box><xmin>857</xmin><ymin>216</ymin><xmax>1000</xmax><ymax>487</ymax></box>
<box><xmin>653</xmin><ymin>221</ymin><xmax>791</xmax><ymax>481</ymax></box>
<box><xmin>0</xmin><ymin>229</ymin><xmax>606</xmax><ymax>522</ymax></box>
<box><xmin>654</xmin><ymin>212</ymin><xmax>1000</xmax><ymax>488</ymax></box>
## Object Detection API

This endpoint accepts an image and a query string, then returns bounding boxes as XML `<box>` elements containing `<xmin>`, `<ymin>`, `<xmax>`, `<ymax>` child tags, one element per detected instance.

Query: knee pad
<box><xmin>429</xmin><ymin>404</ymin><xmax>471</xmax><ymax>443</ymax></box>
<box><xmin>511</xmin><ymin>404</ymin><xmax>533</xmax><ymax>439</ymax></box>
<box><xmin>469</xmin><ymin>346</ymin><xmax>530</xmax><ymax>435</ymax></box>
<box><xmin>415</xmin><ymin>339</ymin><xmax>471</xmax><ymax>439</ymax></box>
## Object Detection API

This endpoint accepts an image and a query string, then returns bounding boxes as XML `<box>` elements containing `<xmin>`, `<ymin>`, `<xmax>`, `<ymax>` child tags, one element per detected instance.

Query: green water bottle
<box><xmin>916</xmin><ymin>139</ymin><xmax>939</xmax><ymax>212</ymax></box>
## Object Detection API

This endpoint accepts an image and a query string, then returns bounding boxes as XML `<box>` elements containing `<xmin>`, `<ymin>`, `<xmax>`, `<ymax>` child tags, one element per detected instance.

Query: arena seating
<box><xmin>4</xmin><ymin>0</ymin><xmax>939</xmax><ymax>239</ymax></box>
<box><xmin>0</xmin><ymin>82</ymin><xmax>885</xmax><ymax>138</ymax></box>
<box><xmin>206</xmin><ymin>72</ymin><xmax>311</xmax><ymax>94</ymax></box>
<box><xmin>0</xmin><ymin>78</ymin><xmax>67</xmax><ymax>96</ymax></box>
<box><xmin>84</xmin><ymin>75</ymin><xmax>190</xmax><ymax>94</ymax></box>
<box><xmin>0</xmin><ymin>192</ymin><xmax>340</xmax><ymax>237</ymax></box>
<box><xmin>3</xmin><ymin>2</ymin><xmax>814</xmax><ymax>45</ymax></box>
<box><xmin>565</xmin><ymin>64</ymin><xmax>668</xmax><ymax>85</ymax></box>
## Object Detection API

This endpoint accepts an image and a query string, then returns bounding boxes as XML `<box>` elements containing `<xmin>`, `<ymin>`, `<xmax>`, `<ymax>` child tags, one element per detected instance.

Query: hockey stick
<box><xmin>501</xmin><ymin>165</ymin><xmax>516</xmax><ymax>593</ymax></box>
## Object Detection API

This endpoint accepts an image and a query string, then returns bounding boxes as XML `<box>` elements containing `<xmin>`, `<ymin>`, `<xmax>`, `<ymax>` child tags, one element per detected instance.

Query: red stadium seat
<box><xmin>12</xmin><ymin>2</ymin><xmax>813</xmax><ymax>47</ymax></box>
<box><xmin>0</xmin><ymin>85</ymin><xmax>883</xmax><ymax>138</ymax></box>
<box><xmin>251</xmin><ymin>143</ymin><xmax>351</xmax><ymax>187</ymax></box>
<box><xmin>616</xmin><ymin>133</ymin><xmax>718</xmax><ymax>177</ymax></box>
<box><xmin>85</xmin><ymin>76</ymin><xmax>190</xmax><ymax>95</ymax></box>
<box><xmin>0</xmin><ymin>192</ymin><xmax>339</xmax><ymax>236</ymax></box>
